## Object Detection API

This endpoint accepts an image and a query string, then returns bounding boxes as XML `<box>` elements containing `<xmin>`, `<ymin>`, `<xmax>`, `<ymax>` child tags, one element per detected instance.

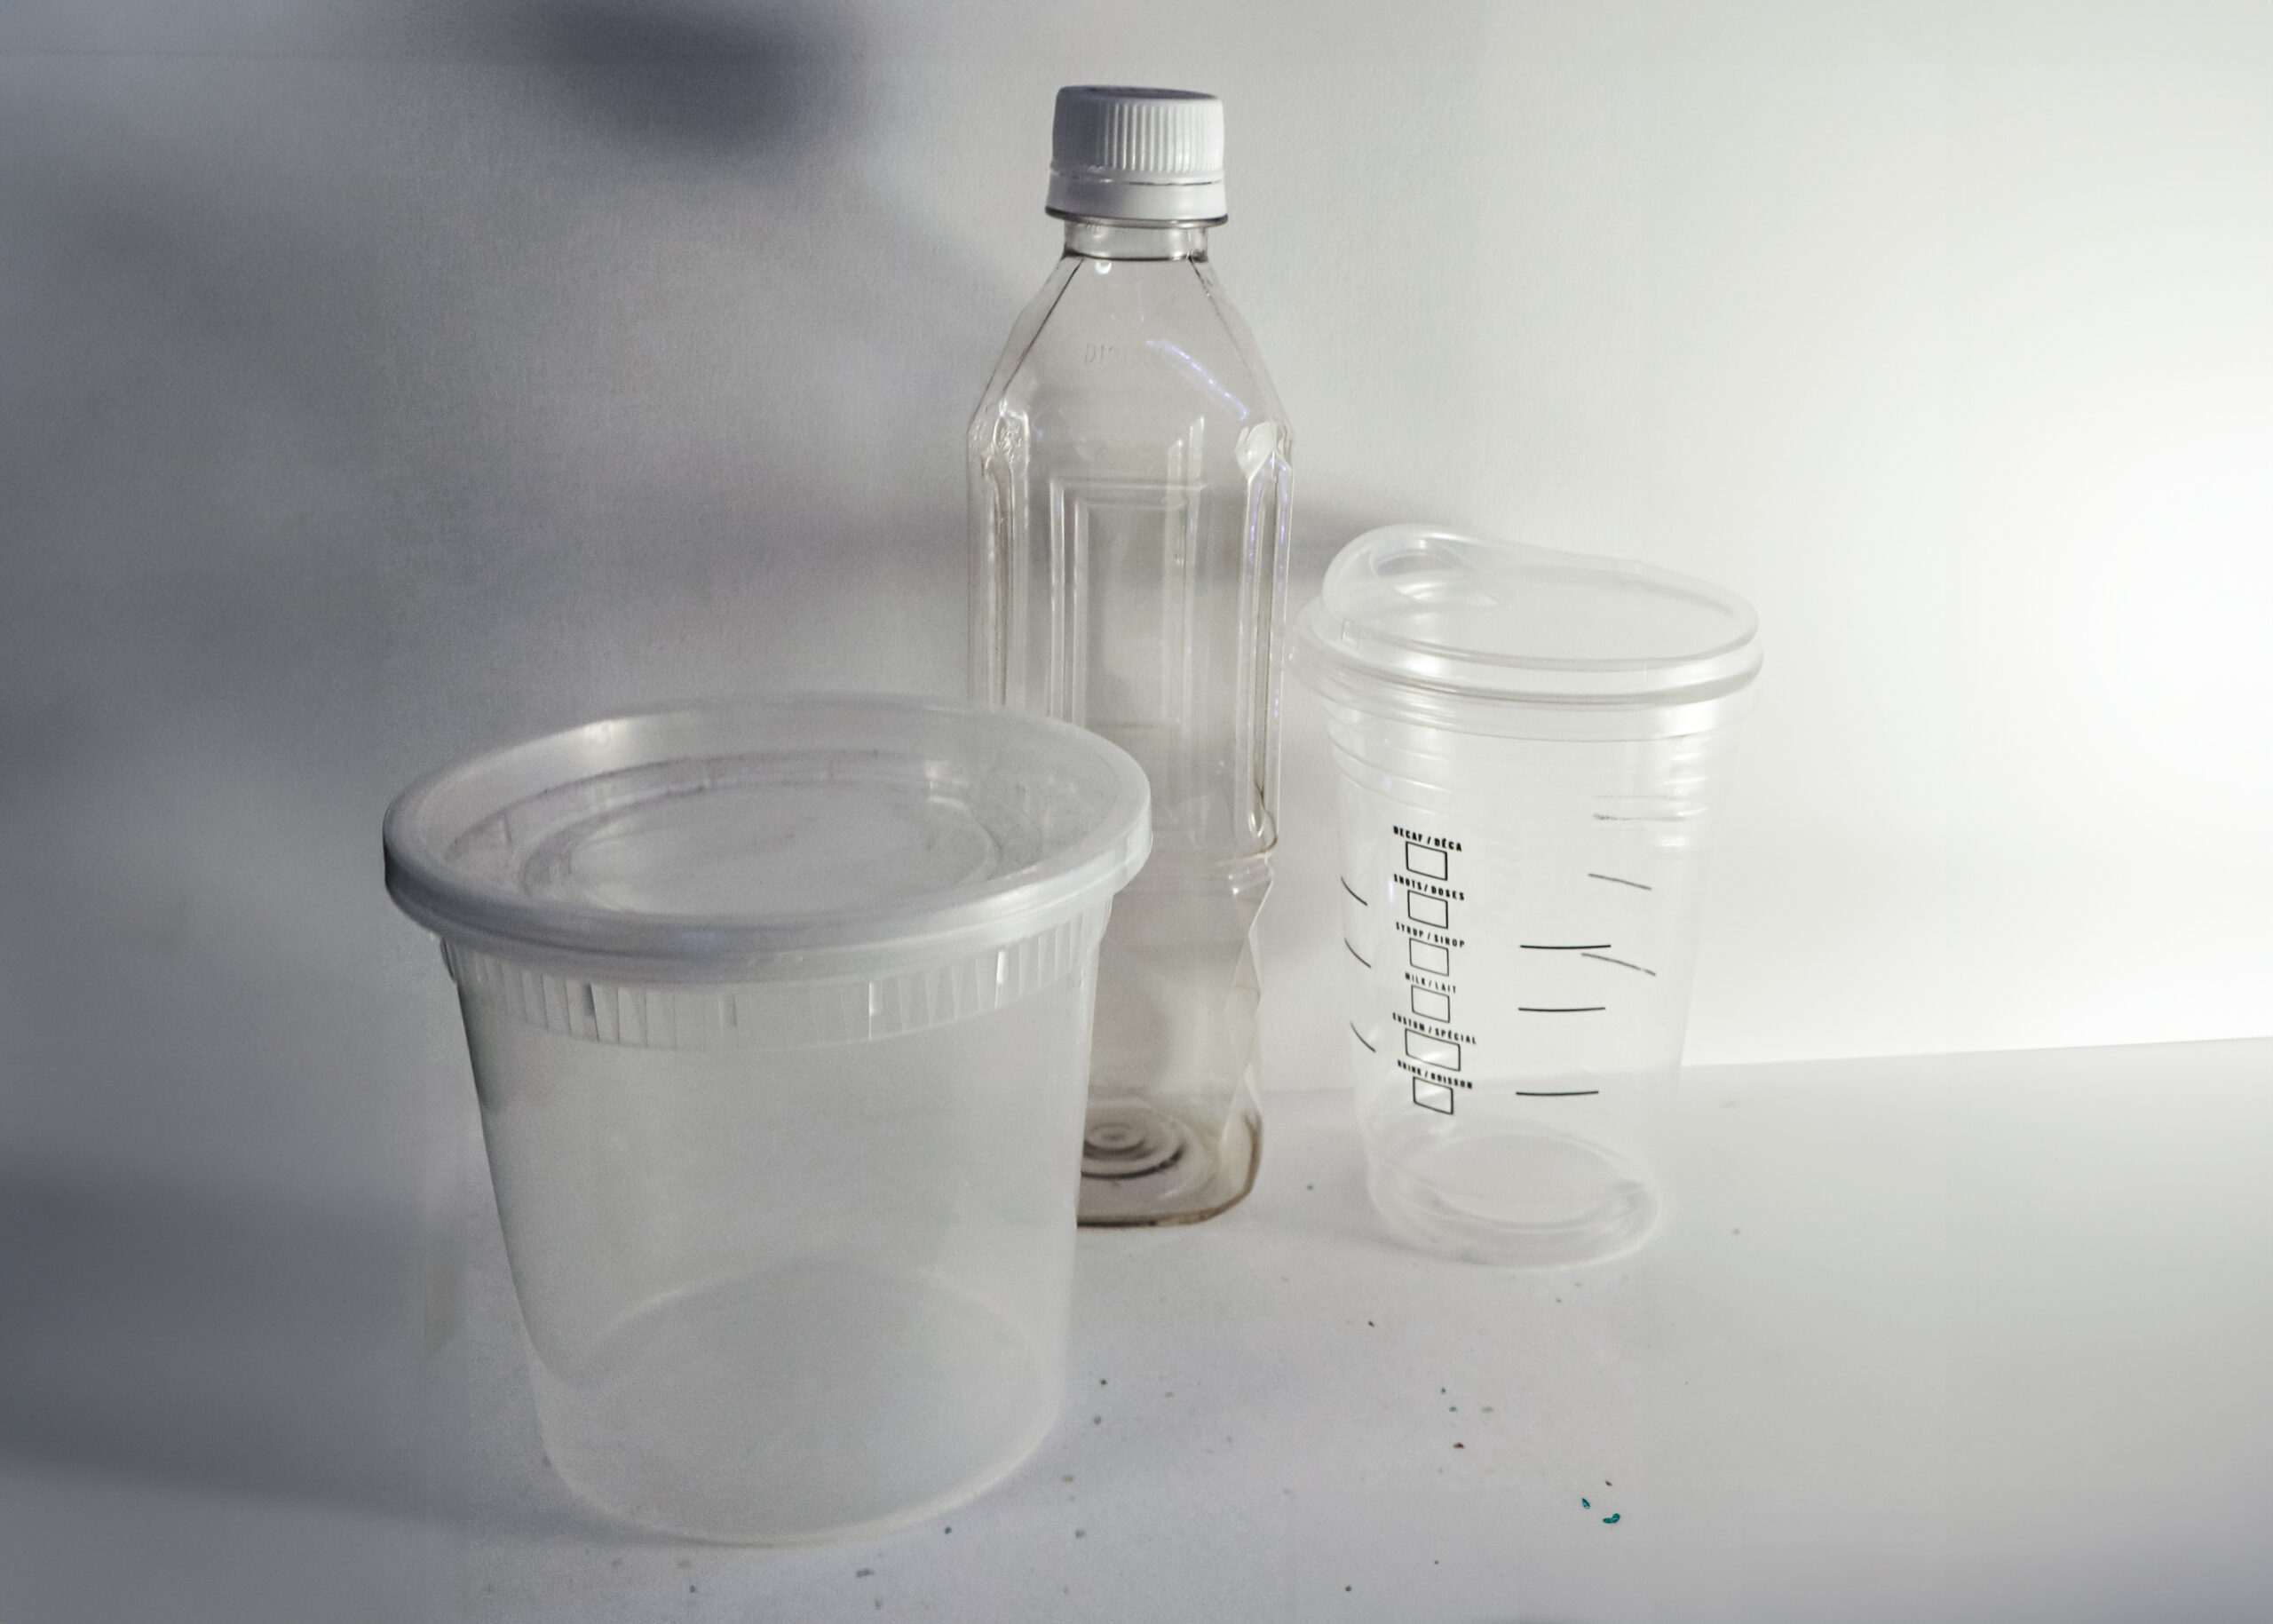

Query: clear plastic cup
<box><xmin>1291</xmin><ymin>527</ymin><xmax>1761</xmax><ymax>1267</ymax></box>
<box><xmin>383</xmin><ymin>694</ymin><xmax>1149</xmax><ymax>1543</ymax></box>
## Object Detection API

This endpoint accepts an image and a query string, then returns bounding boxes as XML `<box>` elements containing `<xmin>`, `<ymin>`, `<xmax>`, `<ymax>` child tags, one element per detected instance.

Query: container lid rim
<box><xmin>380</xmin><ymin>693</ymin><xmax>1152</xmax><ymax>979</ymax></box>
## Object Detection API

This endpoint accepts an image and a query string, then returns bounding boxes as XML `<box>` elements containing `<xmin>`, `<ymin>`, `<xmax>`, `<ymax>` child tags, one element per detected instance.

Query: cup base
<box><xmin>528</xmin><ymin>1259</ymin><xmax>1056</xmax><ymax>1544</ymax></box>
<box><xmin>1366</xmin><ymin>1132</ymin><xmax>1662</xmax><ymax>1268</ymax></box>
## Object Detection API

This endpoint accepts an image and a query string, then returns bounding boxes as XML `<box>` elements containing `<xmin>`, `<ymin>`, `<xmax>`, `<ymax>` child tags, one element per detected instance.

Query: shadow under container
<box><xmin>1291</xmin><ymin>527</ymin><xmax>1761</xmax><ymax>1268</ymax></box>
<box><xmin>383</xmin><ymin>695</ymin><xmax>1150</xmax><ymax>1543</ymax></box>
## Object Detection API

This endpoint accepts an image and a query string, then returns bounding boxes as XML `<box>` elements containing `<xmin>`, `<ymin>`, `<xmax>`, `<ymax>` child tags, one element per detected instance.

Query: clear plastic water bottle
<box><xmin>969</xmin><ymin>86</ymin><xmax>1293</xmax><ymax>1225</ymax></box>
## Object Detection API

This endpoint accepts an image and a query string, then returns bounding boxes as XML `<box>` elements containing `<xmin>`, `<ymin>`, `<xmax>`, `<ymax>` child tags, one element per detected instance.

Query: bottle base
<box><xmin>1077</xmin><ymin>1098</ymin><xmax>1261</xmax><ymax>1226</ymax></box>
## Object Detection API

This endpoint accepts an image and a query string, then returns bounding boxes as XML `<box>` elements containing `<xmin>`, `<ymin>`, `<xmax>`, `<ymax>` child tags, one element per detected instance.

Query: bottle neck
<box><xmin>1060</xmin><ymin>218</ymin><xmax>1212</xmax><ymax>261</ymax></box>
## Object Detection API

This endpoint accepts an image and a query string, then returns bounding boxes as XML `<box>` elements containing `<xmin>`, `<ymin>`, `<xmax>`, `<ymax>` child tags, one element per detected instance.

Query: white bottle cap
<box><xmin>1047</xmin><ymin>86</ymin><xmax>1227</xmax><ymax>225</ymax></box>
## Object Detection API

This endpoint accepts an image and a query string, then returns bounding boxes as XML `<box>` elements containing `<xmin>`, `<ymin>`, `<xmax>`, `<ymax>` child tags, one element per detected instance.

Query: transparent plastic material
<box><xmin>1292</xmin><ymin>527</ymin><xmax>1760</xmax><ymax>1267</ymax></box>
<box><xmin>970</xmin><ymin>214</ymin><xmax>1292</xmax><ymax>1225</ymax></box>
<box><xmin>383</xmin><ymin>696</ymin><xmax>1149</xmax><ymax>1542</ymax></box>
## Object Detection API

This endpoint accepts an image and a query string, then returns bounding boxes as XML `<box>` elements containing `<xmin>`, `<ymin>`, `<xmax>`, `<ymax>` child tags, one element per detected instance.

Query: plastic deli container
<box><xmin>383</xmin><ymin>695</ymin><xmax>1150</xmax><ymax>1543</ymax></box>
<box><xmin>1291</xmin><ymin>527</ymin><xmax>1760</xmax><ymax>1267</ymax></box>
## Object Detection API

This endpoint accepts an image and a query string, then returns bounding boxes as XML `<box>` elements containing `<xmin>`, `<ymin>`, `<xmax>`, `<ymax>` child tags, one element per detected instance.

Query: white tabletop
<box><xmin>4</xmin><ymin>1038</ymin><xmax>2269</xmax><ymax>1622</ymax></box>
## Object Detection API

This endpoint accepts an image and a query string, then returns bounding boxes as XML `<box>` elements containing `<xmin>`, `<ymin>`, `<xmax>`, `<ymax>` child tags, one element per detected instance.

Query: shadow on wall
<box><xmin>0</xmin><ymin>1164</ymin><xmax>424</xmax><ymax>1516</ymax></box>
<box><xmin>482</xmin><ymin>0</ymin><xmax>852</xmax><ymax>156</ymax></box>
<box><xmin>0</xmin><ymin>1159</ymin><xmax>638</xmax><ymax>1538</ymax></box>
<box><xmin>0</xmin><ymin>2</ymin><xmax>1039</xmax><ymax>1524</ymax></box>
<box><xmin>0</xmin><ymin>0</ymin><xmax>1026</xmax><ymax>1168</ymax></box>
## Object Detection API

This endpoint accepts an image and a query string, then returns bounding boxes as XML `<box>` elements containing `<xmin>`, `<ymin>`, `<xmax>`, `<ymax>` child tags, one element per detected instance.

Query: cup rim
<box><xmin>1290</xmin><ymin>525</ymin><xmax>1763</xmax><ymax>722</ymax></box>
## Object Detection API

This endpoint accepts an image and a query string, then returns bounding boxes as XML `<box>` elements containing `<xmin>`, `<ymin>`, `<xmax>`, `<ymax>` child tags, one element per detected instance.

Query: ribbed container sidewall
<box><xmin>442</xmin><ymin>906</ymin><xmax>1110</xmax><ymax>1053</ymax></box>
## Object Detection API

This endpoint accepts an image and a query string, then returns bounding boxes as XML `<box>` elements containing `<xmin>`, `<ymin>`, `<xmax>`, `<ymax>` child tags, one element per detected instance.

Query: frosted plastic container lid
<box><xmin>1292</xmin><ymin>526</ymin><xmax>1762</xmax><ymax>737</ymax></box>
<box><xmin>384</xmin><ymin>694</ymin><xmax>1152</xmax><ymax>983</ymax></box>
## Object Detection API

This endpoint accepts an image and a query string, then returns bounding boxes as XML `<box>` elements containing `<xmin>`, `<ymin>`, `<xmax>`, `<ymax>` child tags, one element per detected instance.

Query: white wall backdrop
<box><xmin>3</xmin><ymin>0</ymin><xmax>2269</xmax><ymax>1224</ymax></box>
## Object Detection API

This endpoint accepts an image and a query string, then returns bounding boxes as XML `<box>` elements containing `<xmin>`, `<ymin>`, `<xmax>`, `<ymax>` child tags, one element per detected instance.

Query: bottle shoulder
<box><xmin>970</xmin><ymin>257</ymin><xmax>1082</xmax><ymax>429</ymax></box>
<box><xmin>971</xmin><ymin>255</ymin><xmax>1287</xmax><ymax>430</ymax></box>
<box><xmin>1192</xmin><ymin>260</ymin><xmax>1288</xmax><ymax>423</ymax></box>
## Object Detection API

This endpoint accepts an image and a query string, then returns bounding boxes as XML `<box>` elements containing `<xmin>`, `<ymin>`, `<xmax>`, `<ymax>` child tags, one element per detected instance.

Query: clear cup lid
<box><xmin>1291</xmin><ymin>526</ymin><xmax>1762</xmax><ymax>733</ymax></box>
<box><xmin>384</xmin><ymin>694</ymin><xmax>1152</xmax><ymax>983</ymax></box>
